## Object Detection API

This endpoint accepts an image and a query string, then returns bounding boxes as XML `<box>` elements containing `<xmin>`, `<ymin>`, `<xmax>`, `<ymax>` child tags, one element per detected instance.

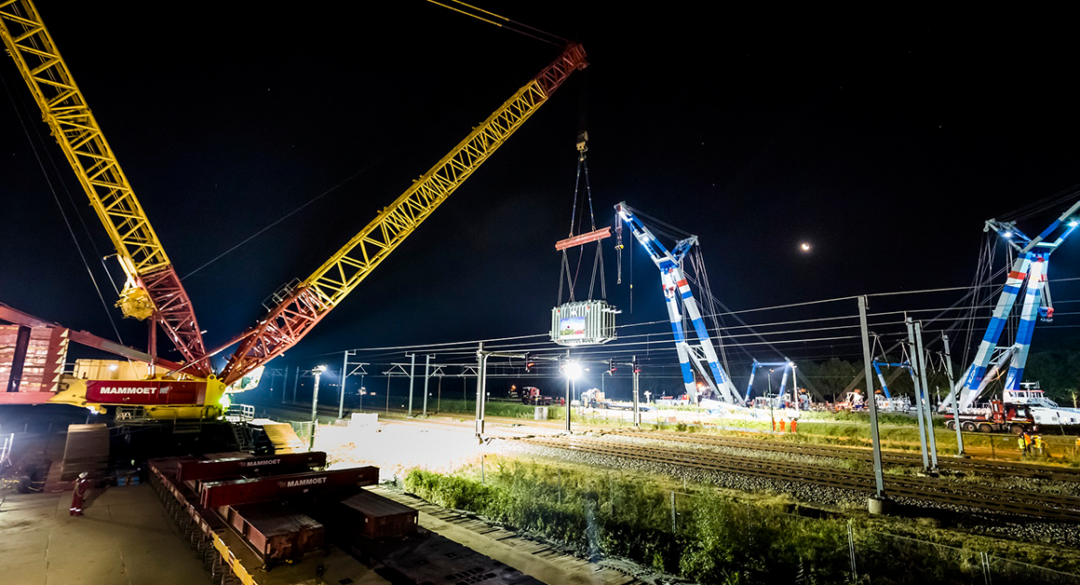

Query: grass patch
<box><xmin>403</xmin><ymin>458</ymin><xmax>1080</xmax><ymax>584</ymax></box>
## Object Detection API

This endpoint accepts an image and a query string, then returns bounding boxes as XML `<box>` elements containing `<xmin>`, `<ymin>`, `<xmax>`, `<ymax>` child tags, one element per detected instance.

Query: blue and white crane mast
<box><xmin>947</xmin><ymin>199</ymin><xmax>1080</xmax><ymax>412</ymax></box>
<box><xmin>745</xmin><ymin>359</ymin><xmax>793</xmax><ymax>401</ymax></box>
<box><xmin>614</xmin><ymin>202</ymin><xmax>744</xmax><ymax>405</ymax></box>
<box><xmin>871</xmin><ymin>361</ymin><xmax>907</xmax><ymax>400</ymax></box>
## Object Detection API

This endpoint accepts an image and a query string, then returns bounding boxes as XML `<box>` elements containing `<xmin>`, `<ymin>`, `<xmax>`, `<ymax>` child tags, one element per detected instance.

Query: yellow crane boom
<box><xmin>220</xmin><ymin>43</ymin><xmax>588</xmax><ymax>384</ymax></box>
<box><xmin>0</xmin><ymin>0</ymin><xmax>209</xmax><ymax>375</ymax></box>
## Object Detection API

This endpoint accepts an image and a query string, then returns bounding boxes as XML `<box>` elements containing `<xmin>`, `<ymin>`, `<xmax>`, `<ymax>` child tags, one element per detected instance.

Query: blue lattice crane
<box><xmin>948</xmin><ymin>198</ymin><xmax>1080</xmax><ymax>411</ymax></box>
<box><xmin>745</xmin><ymin>360</ymin><xmax>793</xmax><ymax>401</ymax></box>
<box><xmin>614</xmin><ymin>203</ymin><xmax>744</xmax><ymax>404</ymax></box>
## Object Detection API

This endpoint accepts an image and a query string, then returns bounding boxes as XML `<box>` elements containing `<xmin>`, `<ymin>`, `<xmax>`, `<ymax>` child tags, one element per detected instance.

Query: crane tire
<box><xmin>961</xmin><ymin>422</ymin><xmax>977</xmax><ymax>432</ymax></box>
<box><xmin>1010</xmin><ymin>424</ymin><xmax>1026</xmax><ymax>435</ymax></box>
<box><xmin>978</xmin><ymin>423</ymin><xmax>993</xmax><ymax>433</ymax></box>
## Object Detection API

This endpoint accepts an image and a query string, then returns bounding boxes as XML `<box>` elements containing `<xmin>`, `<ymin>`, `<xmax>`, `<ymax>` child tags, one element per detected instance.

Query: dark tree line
<box><xmin>795</xmin><ymin>352</ymin><xmax>1080</xmax><ymax>406</ymax></box>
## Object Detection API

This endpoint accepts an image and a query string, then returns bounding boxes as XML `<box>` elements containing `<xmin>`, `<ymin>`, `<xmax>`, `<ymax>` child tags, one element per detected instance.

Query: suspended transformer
<box><xmin>549</xmin><ymin>132</ymin><xmax>618</xmax><ymax>347</ymax></box>
<box><xmin>551</xmin><ymin>300</ymin><xmax>618</xmax><ymax>346</ymax></box>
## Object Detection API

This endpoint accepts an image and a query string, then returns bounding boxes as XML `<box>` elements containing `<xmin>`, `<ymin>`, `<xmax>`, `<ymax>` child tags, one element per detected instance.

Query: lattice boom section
<box><xmin>1</xmin><ymin>0</ymin><xmax>207</xmax><ymax>370</ymax></box>
<box><xmin>221</xmin><ymin>287</ymin><xmax>328</xmax><ymax>385</ymax></box>
<box><xmin>221</xmin><ymin>44</ymin><xmax>587</xmax><ymax>384</ymax></box>
<box><xmin>303</xmin><ymin>43</ymin><xmax>587</xmax><ymax>308</ymax></box>
<box><xmin>0</xmin><ymin>0</ymin><xmax>169</xmax><ymax>276</ymax></box>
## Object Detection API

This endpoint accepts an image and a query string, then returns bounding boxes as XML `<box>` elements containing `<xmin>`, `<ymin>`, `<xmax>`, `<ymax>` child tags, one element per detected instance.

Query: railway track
<box><xmin>525</xmin><ymin>435</ymin><xmax>1080</xmax><ymax>522</ymax></box>
<box><xmin>609</xmin><ymin>429</ymin><xmax>1080</xmax><ymax>482</ymax></box>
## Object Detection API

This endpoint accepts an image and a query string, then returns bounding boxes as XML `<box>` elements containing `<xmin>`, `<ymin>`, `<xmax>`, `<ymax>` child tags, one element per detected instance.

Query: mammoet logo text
<box><xmin>99</xmin><ymin>386</ymin><xmax>155</xmax><ymax>395</ymax></box>
<box><xmin>285</xmin><ymin>477</ymin><xmax>327</xmax><ymax>488</ymax></box>
<box><xmin>241</xmin><ymin>459</ymin><xmax>280</xmax><ymax>467</ymax></box>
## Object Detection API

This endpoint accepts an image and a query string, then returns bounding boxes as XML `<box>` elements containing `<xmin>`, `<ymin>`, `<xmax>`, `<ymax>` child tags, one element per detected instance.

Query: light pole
<box><xmin>564</xmin><ymin>359</ymin><xmax>582</xmax><ymax>432</ymax></box>
<box><xmin>339</xmin><ymin>350</ymin><xmax>355</xmax><ymax>420</ymax></box>
<box><xmin>310</xmin><ymin>365</ymin><xmax>327</xmax><ymax>451</ymax></box>
<box><xmin>768</xmin><ymin>368</ymin><xmax>775</xmax><ymax>432</ymax></box>
<box><xmin>632</xmin><ymin>356</ymin><xmax>641</xmax><ymax>428</ymax></box>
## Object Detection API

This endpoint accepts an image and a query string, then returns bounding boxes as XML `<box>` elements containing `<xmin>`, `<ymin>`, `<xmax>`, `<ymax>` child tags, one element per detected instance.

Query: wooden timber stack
<box><xmin>60</xmin><ymin>423</ymin><xmax>109</xmax><ymax>481</ymax></box>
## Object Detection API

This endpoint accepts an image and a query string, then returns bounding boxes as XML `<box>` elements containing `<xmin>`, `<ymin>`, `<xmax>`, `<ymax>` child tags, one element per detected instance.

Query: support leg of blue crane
<box><xmin>661</xmin><ymin>271</ymin><xmax>699</xmax><ymax>401</ymax></box>
<box><xmin>1004</xmin><ymin>255</ymin><xmax>1046</xmax><ymax>393</ymax></box>
<box><xmin>675</xmin><ymin>274</ymin><xmax>742</xmax><ymax>403</ymax></box>
<box><xmin>872</xmin><ymin>361</ymin><xmax>892</xmax><ymax>399</ymax></box>
<box><xmin>776</xmin><ymin>366</ymin><xmax>791</xmax><ymax>401</ymax></box>
<box><xmin>954</xmin><ymin>254</ymin><xmax>1032</xmax><ymax>410</ymax></box>
<box><xmin>746</xmin><ymin>361</ymin><xmax>760</xmax><ymax>400</ymax></box>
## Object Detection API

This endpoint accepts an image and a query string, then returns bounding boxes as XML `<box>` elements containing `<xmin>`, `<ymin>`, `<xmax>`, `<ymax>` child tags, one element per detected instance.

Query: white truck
<box><xmin>944</xmin><ymin>383</ymin><xmax>1080</xmax><ymax>434</ymax></box>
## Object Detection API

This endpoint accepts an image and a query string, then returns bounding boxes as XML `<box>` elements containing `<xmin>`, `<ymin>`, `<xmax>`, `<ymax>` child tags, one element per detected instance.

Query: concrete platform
<box><xmin>371</xmin><ymin>487</ymin><xmax>640</xmax><ymax>585</ymax></box>
<box><xmin>0</xmin><ymin>484</ymin><xmax>209</xmax><ymax>585</ymax></box>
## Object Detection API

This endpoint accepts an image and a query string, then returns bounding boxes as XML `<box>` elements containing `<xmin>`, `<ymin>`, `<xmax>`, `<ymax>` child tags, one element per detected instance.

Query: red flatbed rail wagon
<box><xmin>200</xmin><ymin>466</ymin><xmax>379</xmax><ymax>509</ymax></box>
<box><xmin>226</xmin><ymin>501</ymin><xmax>325</xmax><ymax>562</ymax></box>
<box><xmin>177</xmin><ymin>452</ymin><xmax>328</xmax><ymax>483</ymax></box>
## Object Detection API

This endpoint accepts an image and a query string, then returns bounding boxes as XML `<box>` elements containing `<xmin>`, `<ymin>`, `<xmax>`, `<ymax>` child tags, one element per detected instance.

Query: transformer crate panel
<box><xmin>551</xmin><ymin>300</ymin><xmax>617</xmax><ymax>346</ymax></box>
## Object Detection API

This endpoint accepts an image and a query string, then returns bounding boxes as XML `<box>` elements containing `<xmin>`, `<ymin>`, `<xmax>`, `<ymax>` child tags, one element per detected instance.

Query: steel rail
<box><xmin>526</xmin><ymin>436</ymin><xmax>1080</xmax><ymax>522</ymax></box>
<box><xmin>611</xmin><ymin>429</ymin><xmax>1080</xmax><ymax>482</ymax></box>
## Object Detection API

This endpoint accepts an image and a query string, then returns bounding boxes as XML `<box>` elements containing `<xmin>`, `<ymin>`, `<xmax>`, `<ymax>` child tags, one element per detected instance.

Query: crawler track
<box><xmin>526</xmin><ymin>435</ymin><xmax>1080</xmax><ymax>522</ymax></box>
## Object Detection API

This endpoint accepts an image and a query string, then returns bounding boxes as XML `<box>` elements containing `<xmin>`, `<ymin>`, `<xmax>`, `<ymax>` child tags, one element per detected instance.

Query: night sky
<box><xmin>4</xmin><ymin>3</ymin><xmax>1080</xmax><ymax>392</ymax></box>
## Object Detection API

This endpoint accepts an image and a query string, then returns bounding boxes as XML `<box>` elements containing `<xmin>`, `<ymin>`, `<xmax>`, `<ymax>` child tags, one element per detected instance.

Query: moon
<box><xmin>800</xmin><ymin>242</ymin><xmax>811</xmax><ymax>252</ymax></box>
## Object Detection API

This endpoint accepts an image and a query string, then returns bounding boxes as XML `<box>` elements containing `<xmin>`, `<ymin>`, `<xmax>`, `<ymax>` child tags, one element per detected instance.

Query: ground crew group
<box><xmin>773</xmin><ymin>416</ymin><xmax>798</xmax><ymax>433</ymax></box>
<box><xmin>1018</xmin><ymin>432</ymin><xmax>1048</xmax><ymax>458</ymax></box>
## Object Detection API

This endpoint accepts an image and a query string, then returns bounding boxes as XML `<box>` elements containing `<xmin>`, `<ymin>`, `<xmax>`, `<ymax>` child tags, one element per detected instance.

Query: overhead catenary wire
<box><xmin>181</xmin><ymin>160</ymin><xmax>385</xmax><ymax>281</ymax></box>
<box><xmin>314</xmin><ymin>278</ymin><xmax>1080</xmax><ymax>358</ymax></box>
<box><xmin>424</xmin><ymin>1</ymin><xmax>567</xmax><ymax>47</ymax></box>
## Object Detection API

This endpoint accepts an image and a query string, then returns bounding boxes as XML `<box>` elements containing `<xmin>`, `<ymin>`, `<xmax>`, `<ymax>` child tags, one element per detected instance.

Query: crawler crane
<box><xmin>1</xmin><ymin>0</ymin><xmax>587</xmax><ymax>420</ymax></box>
